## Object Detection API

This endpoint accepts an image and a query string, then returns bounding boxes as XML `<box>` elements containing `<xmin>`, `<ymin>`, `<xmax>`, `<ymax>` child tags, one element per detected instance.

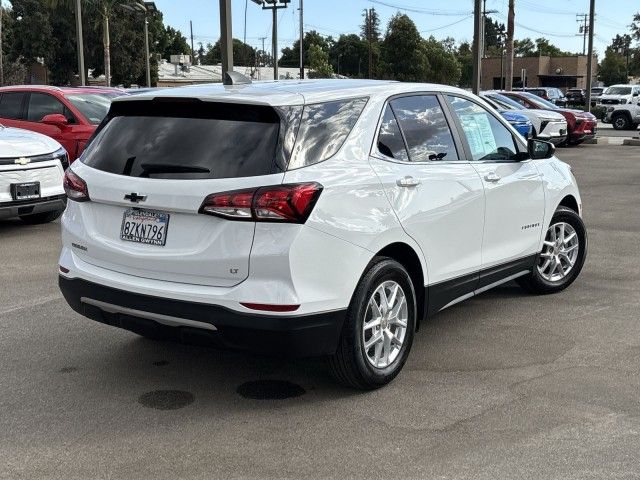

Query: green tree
<box><xmin>360</xmin><ymin>7</ymin><xmax>381</xmax><ymax>77</ymax></box>
<box><xmin>329</xmin><ymin>34</ymin><xmax>367</xmax><ymax>77</ymax></box>
<box><xmin>308</xmin><ymin>43</ymin><xmax>333</xmax><ymax>78</ymax></box>
<box><xmin>456</xmin><ymin>41</ymin><xmax>473</xmax><ymax>88</ymax></box>
<box><xmin>8</xmin><ymin>0</ymin><xmax>53</xmax><ymax>65</ymax></box>
<box><xmin>379</xmin><ymin>13</ymin><xmax>429</xmax><ymax>82</ymax></box>
<box><xmin>422</xmin><ymin>36</ymin><xmax>461</xmax><ymax>85</ymax></box>
<box><xmin>279</xmin><ymin>30</ymin><xmax>331</xmax><ymax>68</ymax></box>
<box><xmin>599</xmin><ymin>48</ymin><xmax>629</xmax><ymax>85</ymax></box>
<box><xmin>201</xmin><ymin>38</ymin><xmax>256</xmax><ymax>66</ymax></box>
<box><xmin>156</xmin><ymin>26</ymin><xmax>190</xmax><ymax>62</ymax></box>
<box><xmin>535</xmin><ymin>37</ymin><xmax>569</xmax><ymax>56</ymax></box>
<box><xmin>484</xmin><ymin>18</ymin><xmax>506</xmax><ymax>56</ymax></box>
<box><xmin>514</xmin><ymin>38</ymin><xmax>535</xmax><ymax>57</ymax></box>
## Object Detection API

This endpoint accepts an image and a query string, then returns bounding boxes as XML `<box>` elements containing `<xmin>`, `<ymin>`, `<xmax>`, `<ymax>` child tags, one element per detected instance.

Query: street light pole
<box><xmin>585</xmin><ymin>0</ymin><xmax>595</xmax><ymax>112</ymax></box>
<box><xmin>219</xmin><ymin>0</ymin><xmax>233</xmax><ymax>80</ymax></box>
<box><xmin>299</xmin><ymin>0</ymin><xmax>303</xmax><ymax>79</ymax></box>
<box><xmin>0</xmin><ymin>0</ymin><xmax>4</xmax><ymax>87</ymax></box>
<box><xmin>75</xmin><ymin>0</ymin><xmax>86</xmax><ymax>86</ymax></box>
<box><xmin>144</xmin><ymin>14</ymin><xmax>151</xmax><ymax>87</ymax></box>
<box><xmin>472</xmin><ymin>0</ymin><xmax>482</xmax><ymax>94</ymax></box>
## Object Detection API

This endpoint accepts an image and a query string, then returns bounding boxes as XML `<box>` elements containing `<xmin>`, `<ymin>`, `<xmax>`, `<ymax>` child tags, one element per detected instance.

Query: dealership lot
<box><xmin>0</xmin><ymin>144</ymin><xmax>639</xmax><ymax>479</ymax></box>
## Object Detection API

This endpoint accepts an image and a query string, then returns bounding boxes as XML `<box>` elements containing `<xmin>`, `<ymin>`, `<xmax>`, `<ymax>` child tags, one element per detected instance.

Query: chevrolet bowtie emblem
<box><xmin>15</xmin><ymin>157</ymin><xmax>30</xmax><ymax>165</ymax></box>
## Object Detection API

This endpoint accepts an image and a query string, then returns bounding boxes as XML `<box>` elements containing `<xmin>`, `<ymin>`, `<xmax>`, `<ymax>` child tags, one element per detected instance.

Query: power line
<box><xmin>366</xmin><ymin>0</ymin><xmax>471</xmax><ymax>16</ymax></box>
<box><xmin>421</xmin><ymin>15</ymin><xmax>473</xmax><ymax>34</ymax></box>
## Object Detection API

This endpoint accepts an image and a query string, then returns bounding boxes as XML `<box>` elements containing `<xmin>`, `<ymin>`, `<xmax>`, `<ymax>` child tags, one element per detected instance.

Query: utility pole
<box><xmin>505</xmin><ymin>0</ymin><xmax>514</xmax><ymax>91</ymax></box>
<box><xmin>251</xmin><ymin>1</ymin><xmax>290</xmax><ymax>80</ymax></box>
<box><xmin>585</xmin><ymin>0</ymin><xmax>595</xmax><ymax>112</ymax></box>
<box><xmin>75</xmin><ymin>0</ymin><xmax>86</xmax><ymax>86</ymax></box>
<box><xmin>190</xmin><ymin>20</ymin><xmax>195</xmax><ymax>61</ymax></box>
<box><xmin>219</xmin><ymin>0</ymin><xmax>233</xmax><ymax>81</ymax></box>
<box><xmin>144</xmin><ymin>14</ymin><xmax>151</xmax><ymax>87</ymax></box>
<box><xmin>299</xmin><ymin>0</ymin><xmax>304</xmax><ymax>79</ymax></box>
<box><xmin>0</xmin><ymin>0</ymin><xmax>4</xmax><ymax>87</ymax></box>
<box><xmin>366</xmin><ymin>8</ymin><xmax>373</xmax><ymax>79</ymax></box>
<box><xmin>472</xmin><ymin>0</ymin><xmax>482</xmax><ymax>94</ymax></box>
<box><xmin>576</xmin><ymin>14</ymin><xmax>588</xmax><ymax>55</ymax></box>
<box><xmin>259</xmin><ymin>36</ymin><xmax>267</xmax><ymax>66</ymax></box>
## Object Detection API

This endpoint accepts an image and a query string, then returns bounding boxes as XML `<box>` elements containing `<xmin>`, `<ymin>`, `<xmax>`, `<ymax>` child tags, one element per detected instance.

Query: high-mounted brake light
<box><xmin>199</xmin><ymin>183</ymin><xmax>322</xmax><ymax>223</ymax></box>
<box><xmin>63</xmin><ymin>170</ymin><xmax>90</xmax><ymax>202</ymax></box>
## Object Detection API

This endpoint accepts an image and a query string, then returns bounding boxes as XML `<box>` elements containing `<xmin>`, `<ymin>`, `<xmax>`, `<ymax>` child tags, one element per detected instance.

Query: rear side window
<box><xmin>390</xmin><ymin>95</ymin><xmax>459</xmax><ymax>162</ymax></box>
<box><xmin>376</xmin><ymin>104</ymin><xmax>409</xmax><ymax>161</ymax></box>
<box><xmin>287</xmin><ymin>97</ymin><xmax>367</xmax><ymax>170</ymax></box>
<box><xmin>82</xmin><ymin>100</ymin><xmax>285</xmax><ymax>180</ymax></box>
<box><xmin>0</xmin><ymin>92</ymin><xmax>26</xmax><ymax>120</ymax></box>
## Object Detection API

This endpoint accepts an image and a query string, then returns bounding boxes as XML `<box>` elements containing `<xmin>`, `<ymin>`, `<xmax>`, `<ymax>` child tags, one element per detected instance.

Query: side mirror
<box><xmin>41</xmin><ymin>113</ymin><xmax>69</xmax><ymax>128</ymax></box>
<box><xmin>528</xmin><ymin>138</ymin><xmax>555</xmax><ymax>160</ymax></box>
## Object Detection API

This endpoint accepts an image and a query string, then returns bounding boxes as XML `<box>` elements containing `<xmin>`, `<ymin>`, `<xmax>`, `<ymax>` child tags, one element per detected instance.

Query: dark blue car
<box><xmin>497</xmin><ymin>110</ymin><xmax>533</xmax><ymax>138</ymax></box>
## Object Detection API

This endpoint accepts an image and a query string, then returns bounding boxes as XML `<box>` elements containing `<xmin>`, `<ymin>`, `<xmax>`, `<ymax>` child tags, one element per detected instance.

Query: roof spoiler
<box><xmin>223</xmin><ymin>71</ymin><xmax>252</xmax><ymax>86</ymax></box>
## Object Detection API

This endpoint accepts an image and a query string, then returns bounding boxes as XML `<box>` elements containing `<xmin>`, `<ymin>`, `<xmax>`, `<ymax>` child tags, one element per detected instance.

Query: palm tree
<box><xmin>45</xmin><ymin>0</ymin><xmax>123</xmax><ymax>86</ymax></box>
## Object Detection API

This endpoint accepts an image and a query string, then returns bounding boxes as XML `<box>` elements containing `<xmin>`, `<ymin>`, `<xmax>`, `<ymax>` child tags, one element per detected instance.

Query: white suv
<box><xmin>58</xmin><ymin>80</ymin><xmax>587</xmax><ymax>389</ymax></box>
<box><xmin>1</xmin><ymin>125</ymin><xmax>67</xmax><ymax>223</ymax></box>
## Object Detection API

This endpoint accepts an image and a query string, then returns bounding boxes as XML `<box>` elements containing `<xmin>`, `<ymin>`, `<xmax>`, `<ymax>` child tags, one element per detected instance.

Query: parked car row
<box><xmin>1</xmin><ymin>86</ymin><xmax>126</xmax><ymax>224</ymax></box>
<box><xmin>0</xmin><ymin>85</ymin><xmax>126</xmax><ymax>162</ymax></box>
<box><xmin>481</xmin><ymin>90</ymin><xmax>596</xmax><ymax>146</ymax></box>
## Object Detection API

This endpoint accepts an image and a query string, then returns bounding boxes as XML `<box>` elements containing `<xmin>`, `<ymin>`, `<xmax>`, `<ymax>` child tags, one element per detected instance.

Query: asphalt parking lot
<box><xmin>1</xmin><ymin>144</ymin><xmax>639</xmax><ymax>479</ymax></box>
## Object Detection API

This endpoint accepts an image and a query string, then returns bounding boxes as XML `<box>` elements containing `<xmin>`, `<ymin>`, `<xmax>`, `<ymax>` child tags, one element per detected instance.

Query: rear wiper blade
<box><xmin>139</xmin><ymin>163</ymin><xmax>211</xmax><ymax>175</ymax></box>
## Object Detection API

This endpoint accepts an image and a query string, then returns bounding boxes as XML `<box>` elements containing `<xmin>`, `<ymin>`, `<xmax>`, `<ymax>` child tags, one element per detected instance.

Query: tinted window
<box><xmin>65</xmin><ymin>93</ymin><xmax>112</xmax><ymax>125</ymax></box>
<box><xmin>605</xmin><ymin>86</ymin><xmax>632</xmax><ymax>95</ymax></box>
<box><xmin>288</xmin><ymin>98</ymin><xmax>367</xmax><ymax>170</ymax></box>
<box><xmin>0</xmin><ymin>92</ymin><xmax>26</xmax><ymax>120</ymax></box>
<box><xmin>82</xmin><ymin>101</ymin><xmax>284</xmax><ymax>180</ymax></box>
<box><xmin>390</xmin><ymin>95</ymin><xmax>459</xmax><ymax>162</ymax></box>
<box><xmin>447</xmin><ymin>96</ymin><xmax>521</xmax><ymax>161</ymax></box>
<box><xmin>376</xmin><ymin>104</ymin><xmax>409</xmax><ymax>161</ymax></box>
<box><xmin>27</xmin><ymin>93</ymin><xmax>69</xmax><ymax>122</ymax></box>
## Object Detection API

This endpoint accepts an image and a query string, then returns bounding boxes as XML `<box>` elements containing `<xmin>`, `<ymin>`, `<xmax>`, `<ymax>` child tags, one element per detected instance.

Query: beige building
<box><xmin>481</xmin><ymin>55</ymin><xmax>598</xmax><ymax>91</ymax></box>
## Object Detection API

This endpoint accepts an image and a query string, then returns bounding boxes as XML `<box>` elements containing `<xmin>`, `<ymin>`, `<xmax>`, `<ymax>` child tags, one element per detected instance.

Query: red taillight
<box><xmin>240</xmin><ymin>302</ymin><xmax>300</xmax><ymax>312</ymax></box>
<box><xmin>199</xmin><ymin>182</ymin><xmax>322</xmax><ymax>223</ymax></box>
<box><xmin>199</xmin><ymin>189</ymin><xmax>254</xmax><ymax>220</ymax></box>
<box><xmin>63</xmin><ymin>170</ymin><xmax>90</xmax><ymax>202</ymax></box>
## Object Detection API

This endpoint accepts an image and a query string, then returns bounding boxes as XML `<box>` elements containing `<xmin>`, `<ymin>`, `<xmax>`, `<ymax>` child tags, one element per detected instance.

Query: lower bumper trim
<box><xmin>59</xmin><ymin>276</ymin><xmax>346</xmax><ymax>357</ymax></box>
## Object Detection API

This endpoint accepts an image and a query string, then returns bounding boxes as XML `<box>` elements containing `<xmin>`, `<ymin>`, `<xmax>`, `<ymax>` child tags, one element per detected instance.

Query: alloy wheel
<box><xmin>537</xmin><ymin>222</ymin><xmax>580</xmax><ymax>282</ymax></box>
<box><xmin>362</xmin><ymin>280</ymin><xmax>408</xmax><ymax>368</ymax></box>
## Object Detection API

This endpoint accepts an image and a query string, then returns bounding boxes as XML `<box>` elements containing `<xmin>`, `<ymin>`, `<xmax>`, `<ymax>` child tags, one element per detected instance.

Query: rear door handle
<box><xmin>396</xmin><ymin>176</ymin><xmax>421</xmax><ymax>188</ymax></box>
<box><xmin>484</xmin><ymin>172</ymin><xmax>501</xmax><ymax>183</ymax></box>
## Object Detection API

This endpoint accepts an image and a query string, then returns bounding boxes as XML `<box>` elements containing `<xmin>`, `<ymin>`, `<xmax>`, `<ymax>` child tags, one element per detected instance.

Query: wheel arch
<box><xmin>558</xmin><ymin>194</ymin><xmax>579</xmax><ymax>215</ymax></box>
<box><xmin>374</xmin><ymin>242</ymin><xmax>426</xmax><ymax>330</ymax></box>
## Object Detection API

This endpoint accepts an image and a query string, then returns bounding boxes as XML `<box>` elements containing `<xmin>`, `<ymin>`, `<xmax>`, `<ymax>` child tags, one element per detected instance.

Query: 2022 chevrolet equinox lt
<box><xmin>58</xmin><ymin>79</ymin><xmax>587</xmax><ymax>389</ymax></box>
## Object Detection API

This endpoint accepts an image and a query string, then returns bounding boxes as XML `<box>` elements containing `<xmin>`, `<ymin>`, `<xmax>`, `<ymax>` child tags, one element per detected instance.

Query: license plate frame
<box><xmin>10</xmin><ymin>182</ymin><xmax>41</xmax><ymax>201</ymax></box>
<box><xmin>120</xmin><ymin>208</ymin><xmax>170</xmax><ymax>247</ymax></box>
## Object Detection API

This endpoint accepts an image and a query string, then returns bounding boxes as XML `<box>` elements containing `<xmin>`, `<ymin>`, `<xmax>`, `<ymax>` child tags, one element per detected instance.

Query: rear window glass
<box><xmin>81</xmin><ymin>100</ymin><xmax>285</xmax><ymax>180</ymax></box>
<box><xmin>287</xmin><ymin>97</ymin><xmax>367</xmax><ymax>170</ymax></box>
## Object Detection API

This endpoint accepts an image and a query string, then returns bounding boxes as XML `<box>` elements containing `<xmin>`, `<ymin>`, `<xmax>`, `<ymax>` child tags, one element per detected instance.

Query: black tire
<box><xmin>612</xmin><ymin>113</ymin><xmax>630</xmax><ymax>131</ymax></box>
<box><xmin>518</xmin><ymin>207</ymin><xmax>587</xmax><ymax>295</ymax></box>
<box><xmin>19</xmin><ymin>209</ymin><xmax>64</xmax><ymax>225</ymax></box>
<box><xmin>329</xmin><ymin>257</ymin><xmax>416</xmax><ymax>390</ymax></box>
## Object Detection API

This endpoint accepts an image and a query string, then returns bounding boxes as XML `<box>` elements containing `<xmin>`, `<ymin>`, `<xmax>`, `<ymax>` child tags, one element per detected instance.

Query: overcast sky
<box><xmin>154</xmin><ymin>0</ymin><xmax>637</xmax><ymax>57</ymax></box>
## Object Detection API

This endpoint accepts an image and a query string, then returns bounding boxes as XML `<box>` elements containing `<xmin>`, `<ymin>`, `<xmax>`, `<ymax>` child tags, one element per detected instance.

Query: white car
<box><xmin>58</xmin><ymin>79</ymin><xmax>587</xmax><ymax>389</ymax></box>
<box><xmin>482</xmin><ymin>91</ymin><xmax>568</xmax><ymax>144</ymax></box>
<box><xmin>598</xmin><ymin>84</ymin><xmax>640</xmax><ymax>106</ymax></box>
<box><xmin>0</xmin><ymin>125</ymin><xmax>67</xmax><ymax>223</ymax></box>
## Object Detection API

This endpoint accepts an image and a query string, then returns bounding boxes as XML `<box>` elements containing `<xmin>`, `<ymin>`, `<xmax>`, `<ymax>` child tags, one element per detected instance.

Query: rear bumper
<box><xmin>0</xmin><ymin>195</ymin><xmax>66</xmax><ymax>220</ymax></box>
<box><xmin>59</xmin><ymin>276</ymin><xmax>346</xmax><ymax>357</ymax></box>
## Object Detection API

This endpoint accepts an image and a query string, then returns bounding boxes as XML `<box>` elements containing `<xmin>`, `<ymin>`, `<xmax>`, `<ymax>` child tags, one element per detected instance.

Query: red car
<box><xmin>0</xmin><ymin>86</ymin><xmax>126</xmax><ymax>162</ymax></box>
<box><xmin>501</xmin><ymin>91</ymin><xmax>597</xmax><ymax>146</ymax></box>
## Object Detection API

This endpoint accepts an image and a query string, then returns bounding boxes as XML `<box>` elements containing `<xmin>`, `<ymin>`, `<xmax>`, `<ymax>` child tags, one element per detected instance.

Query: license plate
<box><xmin>10</xmin><ymin>182</ymin><xmax>40</xmax><ymax>201</ymax></box>
<box><xmin>120</xmin><ymin>209</ymin><xmax>170</xmax><ymax>246</ymax></box>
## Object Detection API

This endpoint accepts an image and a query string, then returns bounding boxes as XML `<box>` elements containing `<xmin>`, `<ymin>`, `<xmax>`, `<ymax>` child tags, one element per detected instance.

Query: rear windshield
<box><xmin>81</xmin><ymin>100</ymin><xmax>284</xmax><ymax>179</ymax></box>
